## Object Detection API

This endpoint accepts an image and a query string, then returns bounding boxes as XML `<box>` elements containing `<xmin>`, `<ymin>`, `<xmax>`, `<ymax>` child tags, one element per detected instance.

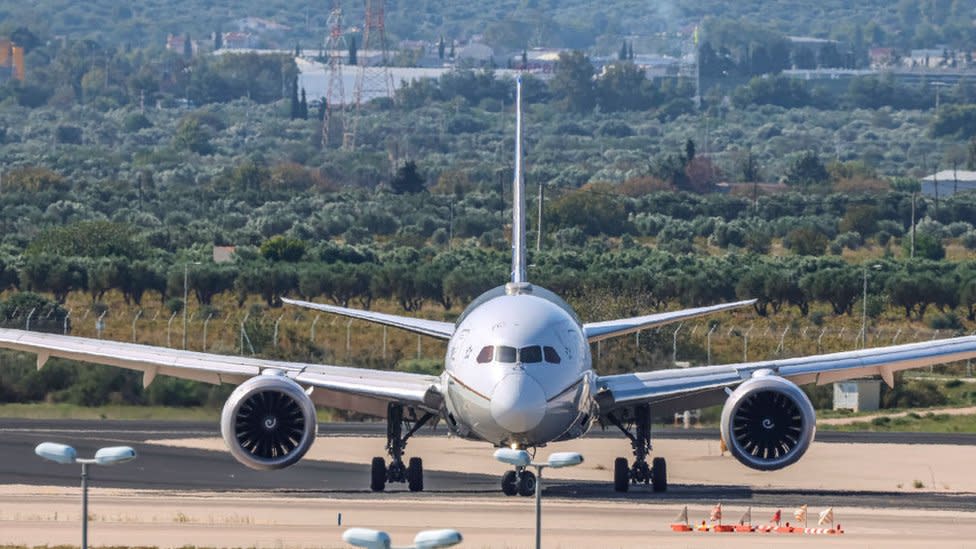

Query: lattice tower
<box><xmin>322</xmin><ymin>1</ymin><xmax>348</xmax><ymax>147</ymax></box>
<box><xmin>348</xmin><ymin>0</ymin><xmax>394</xmax><ymax>149</ymax></box>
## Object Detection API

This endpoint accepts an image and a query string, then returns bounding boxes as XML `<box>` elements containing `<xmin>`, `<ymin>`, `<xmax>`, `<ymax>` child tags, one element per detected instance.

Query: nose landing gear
<box><xmin>501</xmin><ymin>468</ymin><xmax>536</xmax><ymax>497</ymax></box>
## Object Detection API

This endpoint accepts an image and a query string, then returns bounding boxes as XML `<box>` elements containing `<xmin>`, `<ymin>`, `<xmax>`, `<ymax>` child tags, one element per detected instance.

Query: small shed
<box><xmin>833</xmin><ymin>379</ymin><xmax>882</xmax><ymax>412</ymax></box>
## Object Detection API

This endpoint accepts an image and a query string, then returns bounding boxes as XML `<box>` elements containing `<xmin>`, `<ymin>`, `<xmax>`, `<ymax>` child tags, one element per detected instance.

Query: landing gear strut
<box><xmin>370</xmin><ymin>403</ymin><xmax>433</xmax><ymax>493</ymax></box>
<box><xmin>501</xmin><ymin>467</ymin><xmax>536</xmax><ymax>497</ymax></box>
<box><xmin>608</xmin><ymin>404</ymin><xmax>667</xmax><ymax>493</ymax></box>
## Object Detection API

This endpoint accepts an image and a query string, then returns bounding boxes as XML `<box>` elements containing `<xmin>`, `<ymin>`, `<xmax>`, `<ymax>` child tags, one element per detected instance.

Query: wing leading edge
<box><xmin>583</xmin><ymin>300</ymin><xmax>756</xmax><ymax>343</ymax></box>
<box><xmin>596</xmin><ymin>335</ymin><xmax>976</xmax><ymax>412</ymax></box>
<box><xmin>282</xmin><ymin>298</ymin><xmax>455</xmax><ymax>340</ymax></box>
<box><xmin>0</xmin><ymin>328</ymin><xmax>441</xmax><ymax>417</ymax></box>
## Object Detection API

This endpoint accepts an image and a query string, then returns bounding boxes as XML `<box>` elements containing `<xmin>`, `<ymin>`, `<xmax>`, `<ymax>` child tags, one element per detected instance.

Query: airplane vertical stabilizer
<box><xmin>511</xmin><ymin>77</ymin><xmax>528</xmax><ymax>285</ymax></box>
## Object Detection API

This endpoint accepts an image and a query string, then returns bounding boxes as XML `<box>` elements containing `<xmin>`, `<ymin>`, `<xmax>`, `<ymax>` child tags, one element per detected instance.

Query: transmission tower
<box><xmin>322</xmin><ymin>0</ymin><xmax>348</xmax><ymax>148</ymax></box>
<box><xmin>348</xmin><ymin>0</ymin><xmax>394</xmax><ymax>148</ymax></box>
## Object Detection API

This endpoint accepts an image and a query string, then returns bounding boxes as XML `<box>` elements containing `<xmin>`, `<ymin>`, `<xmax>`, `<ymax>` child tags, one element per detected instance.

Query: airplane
<box><xmin>2</xmin><ymin>77</ymin><xmax>976</xmax><ymax>497</ymax></box>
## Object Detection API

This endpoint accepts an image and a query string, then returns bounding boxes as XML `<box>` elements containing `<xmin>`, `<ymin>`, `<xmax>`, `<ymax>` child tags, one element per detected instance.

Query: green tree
<box><xmin>785</xmin><ymin>151</ymin><xmax>830</xmax><ymax>186</ymax></box>
<box><xmin>172</xmin><ymin>117</ymin><xmax>213</xmax><ymax>155</ymax></box>
<box><xmin>801</xmin><ymin>267</ymin><xmax>860</xmax><ymax>315</ymax></box>
<box><xmin>348</xmin><ymin>36</ymin><xmax>358</xmax><ymax>66</ymax></box>
<box><xmin>391</xmin><ymin>161</ymin><xmax>425</xmax><ymax>194</ymax></box>
<box><xmin>20</xmin><ymin>255</ymin><xmax>88</xmax><ymax>304</ymax></box>
<box><xmin>903</xmin><ymin>231</ymin><xmax>945</xmax><ymax>260</ymax></box>
<box><xmin>260</xmin><ymin>236</ymin><xmax>307</xmax><ymax>262</ymax></box>
<box><xmin>183</xmin><ymin>33</ymin><xmax>193</xmax><ymax>59</ymax></box>
<box><xmin>551</xmin><ymin>51</ymin><xmax>595</xmax><ymax>113</ymax></box>
<box><xmin>438</xmin><ymin>36</ymin><xmax>445</xmax><ymax>60</ymax></box>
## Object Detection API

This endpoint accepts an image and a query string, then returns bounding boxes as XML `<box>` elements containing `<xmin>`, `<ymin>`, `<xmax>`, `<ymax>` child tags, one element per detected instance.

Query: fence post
<box><xmin>240</xmin><ymin>312</ymin><xmax>255</xmax><ymax>356</ymax></box>
<box><xmin>131</xmin><ymin>309</ymin><xmax>143</xmax><ymax>342</ymax></box>
<box><xmin>203</xmin><ymin>314</ymin><xmax>213</xmax><ymax>351</ymax></box>
<box><xmin>274</xmin><ymin>314</ymin><xmax>284</xmax><ymax>349</ymax></box>
<box><xmin>416</xmin><ymin>334</ymin><xmax>422</xmax><ymax>359</ymax></box>
<box><xmin>672</xmin><ymin>323</ymin><xmax>683</xmax><ymax>365</ymax></box>
<box><xmin>346</xmin><ymin>319</ymin><xmax>353</xmax><ymax>356</ymax></box>
<box><xmin>96</xmin><ymin>310</ymin><xmax>108</xmax><ymax>339</ymax></box>
<box><xmin>63</xmin><ymin>309</ymin><xmax>71</xmax><ymax>335</ymax></box>
<box><xmin>25</xmin><ymin>307</ymin><xmax>36</xmax><ymax>331</ymax></box>
<box><xmin>743</xmin><ymin>323</ymin><xmax>754</xmax><ymax>362</ymax></box>
<box><xmin>706</xmin><ymin>325</ymin><xmax>717</xmax><ymax>365</ymax></box>
<box><xmin>892</xmin><ymin>328</ymin><xmax>902</xmax><ymax>345</ymax></box>
<box><xmin>311</xmin><ymin>315</ymin><xmax>320</xmax><ymax>343</ymax></box>
<box><xmin>817</xmin><ymin>328</ymin><xmax>827</xmax><ymax>353</ymax></box>
<box><xmin>776</xmin><ymin>326</ymin><xmax>789</xmax><ymax>355</ymax></box>
<box><xmin>167</xmin><ymin>312</ymin><xmax>178</xmax><ymax>347</ymax></box>
<box><xmin>383</xmin><ymin>326</ymin><xmax>388</xmax><ymax>360</ymax></box>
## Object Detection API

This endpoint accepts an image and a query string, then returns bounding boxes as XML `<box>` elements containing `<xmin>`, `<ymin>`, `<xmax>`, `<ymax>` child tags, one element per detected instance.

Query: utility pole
<box><xmin>536</xmin><ymin>181</ymin><xmax>543</xmax><ymax>251</ymax></box>
<box><xmin>911</xmin><ymin>191</ymin><xmax>916</xmax><ymax>259</ymax></box>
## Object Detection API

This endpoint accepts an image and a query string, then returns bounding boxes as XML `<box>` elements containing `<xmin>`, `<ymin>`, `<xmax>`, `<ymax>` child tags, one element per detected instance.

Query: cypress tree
<box><xmin>438</xmin><ymin>36</ymin><xmax>445</xmax><ymax>60</ymax></box>
<box><xmin>300</xmin><ymin>88</ymin><xmax>309</xmax><ymax>120</ymax></box>
<box><xmin>290</xmin><ymin>77</ymin><xmax>300</xmax><ymax>119</ymax></box>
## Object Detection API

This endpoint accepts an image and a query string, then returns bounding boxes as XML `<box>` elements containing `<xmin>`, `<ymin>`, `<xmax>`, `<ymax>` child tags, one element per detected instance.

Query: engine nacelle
<box><xmin>720</xmin><ymin>374</ymin><xmax>816</xmax><ymax>471</ymax></box>
<box><xmin>221</xmin><ymin>374</ymin><xmax>317</xmax><ymax>470</ymax></box>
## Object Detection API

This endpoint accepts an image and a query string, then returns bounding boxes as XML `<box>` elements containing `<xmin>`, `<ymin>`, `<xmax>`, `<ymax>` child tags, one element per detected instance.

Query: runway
<box><xmin>2</xmin><ymin>419</ymin><xmax>976</xmax><ymax>510</ymax></box>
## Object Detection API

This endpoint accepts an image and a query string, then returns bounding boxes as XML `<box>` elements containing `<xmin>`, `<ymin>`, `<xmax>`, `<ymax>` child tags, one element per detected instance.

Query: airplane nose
<box><xmin>490</xmin><ymin>373</ymin><xmax>547</xmax><ymax>433</ymax></box>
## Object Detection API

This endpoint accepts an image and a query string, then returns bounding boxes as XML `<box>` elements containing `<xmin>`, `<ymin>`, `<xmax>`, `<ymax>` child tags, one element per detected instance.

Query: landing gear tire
<box><xmin>370</xmin><ymin>457</ymin><xmax>387</xmax><ymax>492</ymax></box>
<box><xmin>501</xmin><ymin>470</ymin><xmax>518</xmax><ymax>496</ymax></box>
<box><xmin>517</xmin><ymin>470</ymin><xmax>536</xmax><ymax>497</ymax></box>
<box><xmin>613</xmin><ymin>457</ymin><xmax>629</xmax><ymax>493</ymax></box>
<box><xmin>407</xmin><ymin>457</ymin><xmax>424</xmax><ymax>492</ymax></box>
<box><xmin>651</xmin><ymin>457</ymin><xmax>667</xmax><ymax>493</ymax></box>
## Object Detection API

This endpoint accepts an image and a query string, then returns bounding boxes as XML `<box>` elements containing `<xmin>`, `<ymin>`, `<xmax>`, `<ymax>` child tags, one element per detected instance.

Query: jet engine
<box><xmin>221</xmin><ymin>374</ymin><xmax>317</xmax><ymax>470</ymax></box>
<box><xmin>719</xmin><ymin>374</ymin><xmax>815</xmax><ymax>471</ymax></box>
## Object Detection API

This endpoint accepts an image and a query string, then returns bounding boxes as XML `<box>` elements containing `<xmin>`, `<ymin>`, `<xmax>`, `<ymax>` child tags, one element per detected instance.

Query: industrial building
<box><xmin>0</xmin><ymin>39</ymin><xmax>25</xmax><ymax>82</ymax></box>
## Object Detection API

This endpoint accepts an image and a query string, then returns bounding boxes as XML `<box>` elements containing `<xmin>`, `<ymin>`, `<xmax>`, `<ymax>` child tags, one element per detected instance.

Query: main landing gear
<box><xmin>607</xmin><ymin>404</ymin><xmax>667</xmax><ymax>493</ymax></box>
<box><xmin>370</xmin><ymin>403</ymin><xmax>434</xmax><ymax>493</ymax></box>
<box><xmin>500</xmin><ymin>467</ymin><xmax>537</xmax><ymax>497</ymax></box>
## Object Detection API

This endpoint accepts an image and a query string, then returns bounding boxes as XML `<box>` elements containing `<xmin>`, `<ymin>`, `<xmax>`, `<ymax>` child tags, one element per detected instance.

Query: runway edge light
<box><xmin>413</xmin><ymin>529</ymin><xmax>463</xmax><ymax>549</ymax></box>
<box><xmin>35</xmin><ymin>442</ymin><xmax>77</xmax><ymax>465</ymax></box>
<box><xmin>342</xmin><ymin>528</ymin><xmax>391</xmax><ymax>549</ymax></box>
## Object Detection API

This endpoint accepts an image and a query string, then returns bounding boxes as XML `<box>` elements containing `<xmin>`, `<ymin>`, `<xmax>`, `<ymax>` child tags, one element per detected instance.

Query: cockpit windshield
<box><xmin>475</xmin><ymin>345</ymin><xmax>561</xmax><ymax>364</ymax></box>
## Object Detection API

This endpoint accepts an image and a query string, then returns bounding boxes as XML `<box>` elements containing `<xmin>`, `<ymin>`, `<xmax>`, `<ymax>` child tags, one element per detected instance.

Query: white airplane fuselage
<box><xmin>441</xmin><ymin>283</ymin><xmax>598</xmax><ymax>448</ymax></box>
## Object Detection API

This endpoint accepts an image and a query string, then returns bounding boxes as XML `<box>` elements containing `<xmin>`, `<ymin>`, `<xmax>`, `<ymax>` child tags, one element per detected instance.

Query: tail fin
<box><xmin>511</xmin><ymin>77</ymin><xmax>528</xmax><ymax>284</ymax></box>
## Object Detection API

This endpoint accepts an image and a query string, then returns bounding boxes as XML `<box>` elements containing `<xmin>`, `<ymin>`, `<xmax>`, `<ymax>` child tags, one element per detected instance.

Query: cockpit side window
<box><xmin>544</xmin><ymin>346</ymin><xmax>561</xmax><ymax>364</ymax></box>
<box><xmin>476</xmin><ymin>346</ymin><xmax>494</xmax><ymax>363</ymax></box>
<box><xmin>497</xmin><ymin>346</ymin><xmax>517</xmax><ymax>363</ymax></box>
<box><xmin>520</xmin><ymin>345</ymin><xmax>542</xmax><ymax>363</ymax></box>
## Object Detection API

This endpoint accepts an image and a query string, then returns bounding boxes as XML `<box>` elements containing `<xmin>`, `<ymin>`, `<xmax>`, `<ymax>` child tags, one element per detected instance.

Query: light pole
<box><xmin>862</xmin><ymin>264</ymin><xmax>882</xmax><ymax>348</ymax></box>
<box><xmin>494</xmin><ymin>449</ymin><xmax>584</xmax><ymax>549</ymax></box>
<box><xmin>343</xmin><ymin>527</ymin><xmax>462</xmax><ymax>549</ymax></box>
<box><xmin>183</xmin><ymin>261</ymin><xmax>201</xmax><ymax>349</ymax></box>
<box><xmin>34</xmin><ymin>442</ymin><xmax>137</xmax><ymax>549</ymax></box>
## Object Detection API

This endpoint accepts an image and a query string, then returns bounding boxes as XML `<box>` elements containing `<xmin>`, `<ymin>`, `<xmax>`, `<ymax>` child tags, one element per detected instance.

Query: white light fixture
<box><xmin>343</xmin><ymin>528</ymin><xmax>462</xmax><ymax>549</ymax></box>
<box><xmin>35</xmin><ymin>442</ymin><xmax>137</xmax><ymax>549</ymax></box>
<box><xmin>493</xmin><ymin>450</ymin><xmax>584</xmax><ymax>549</ymax></box>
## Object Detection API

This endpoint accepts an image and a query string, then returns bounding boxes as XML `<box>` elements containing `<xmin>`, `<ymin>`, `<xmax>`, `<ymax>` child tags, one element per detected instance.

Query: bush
<box><xmin>928</xmin><ymin>312</ymin><xmax>962</xmax><ymax>330</ymax></box>
<box><xmin>961</xmin><ymin>230</ymin><xmax>976</xmax><ymax>250</ymax></box>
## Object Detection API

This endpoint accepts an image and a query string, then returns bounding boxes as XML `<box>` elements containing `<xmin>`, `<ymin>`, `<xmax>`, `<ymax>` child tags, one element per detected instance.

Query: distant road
<box><xmin>1</xmin><ymin>419</ymin><xmax>974</xmax><ymax>510</ymax></box>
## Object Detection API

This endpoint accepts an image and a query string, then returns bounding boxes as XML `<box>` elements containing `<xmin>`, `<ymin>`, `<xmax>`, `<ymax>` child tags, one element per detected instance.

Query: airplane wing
<box><xmin>596</xmin><ymin>336</ymin><xmax>976</xmax><ymax>414</ymax></box>
<box><xmin>583</xmin><ymin>300</ymin><xmax>755</xmax><ymax>343</ymax></box>
<box><xmin>0</xmin><ymin>328</ymin><xmax>441</xmax><ymax>418</ymax></box>
<box><xmin>282</xmin><ymin>298</ymin><xmax>455</xmax><ymax>340</ymax></box>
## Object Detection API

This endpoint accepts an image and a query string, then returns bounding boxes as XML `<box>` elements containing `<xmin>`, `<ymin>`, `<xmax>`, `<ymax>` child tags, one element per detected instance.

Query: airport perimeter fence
<box><xmin>0</xmin><ymin>305</ymin><xmax>973</xmax><ymax>378</ymax></box>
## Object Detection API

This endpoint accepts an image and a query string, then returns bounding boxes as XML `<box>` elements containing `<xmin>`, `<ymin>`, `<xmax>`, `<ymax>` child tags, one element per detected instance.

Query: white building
<box><xmin>833</xmin><ymin>379</ymin><xmax>881</xmax><ymax>412</ymax></box>
<box><xmin>921</xmin><ymin>170</ymin><xmax>976</xmax><ymax>197</ymax></box>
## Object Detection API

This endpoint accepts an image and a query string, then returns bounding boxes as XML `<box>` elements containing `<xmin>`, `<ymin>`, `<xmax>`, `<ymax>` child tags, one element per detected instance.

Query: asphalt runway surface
<box><xmin>2</xmin><ymin>419</ymin><xmax>976</xmax><ymax>510</ymax></box>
